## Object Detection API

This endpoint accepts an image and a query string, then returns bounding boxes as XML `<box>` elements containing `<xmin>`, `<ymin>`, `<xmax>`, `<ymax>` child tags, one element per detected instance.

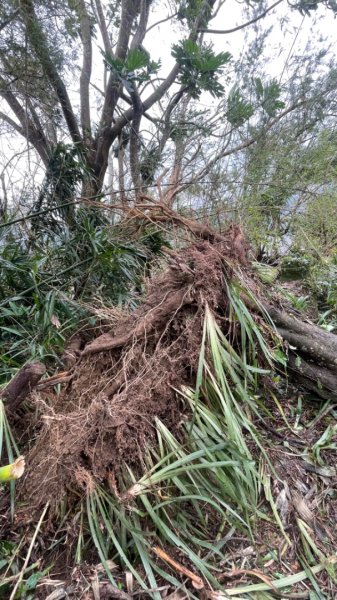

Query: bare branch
<box><xmin>200</xmin><ymin>0</ymin><xmax>284</xmax><ymax>34</ymax></box>
<box><xmin>145</xmin><ymin>11</ymin><xmax>178</xmax><ymax>35</ymax></box>
<box><xmin>0</xmin><ymin>79</ymin><xmax>51</xmax><ymax>165</ymax></box>
<box><xmin>93</xmin><ymin>0</ymin><xmax>112</xmax><ymax>54</ymax></box>
<box><xmin>0</xmin><ymin>110</ymin><xmax>25</xmax><ymax>137</ymax></box>
<box><xmin>182</xmin><ymin>100</ymin><xmax>307</xmax><ymax>187</ymax></box>
<box><xmin>130</xmin><ymin>0</ymin><xmax>151</xmax><ymax>51</ymax></box>
<box><xmin>157</xmin><ymin>88</ymin><xmax>185</xmax><ymax>156</ymax></box>
<box><xmin>0</xmin><ymin>8</ymin><xmax>19</xmax><ymax>32</ymax></box>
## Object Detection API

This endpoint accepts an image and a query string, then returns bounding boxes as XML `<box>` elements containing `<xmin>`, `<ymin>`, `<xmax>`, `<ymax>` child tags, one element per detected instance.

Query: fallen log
<box><xmin>287</xmin><ymin>354</ymin><xmax>337</xmax><ymax>400</ymax></box>
<box><xmin>266</xmin><ymin>305</ymin><xmax>337</xmax><ymax>364</ymax></box>
<box><xmin>264</xmin><ymin>304</ymin><xmax>337</xmax><ymax>399</ymax></box>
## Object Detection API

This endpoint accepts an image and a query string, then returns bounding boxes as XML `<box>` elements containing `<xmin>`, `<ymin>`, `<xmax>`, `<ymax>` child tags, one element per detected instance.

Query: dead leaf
<box><xmin>51</xmin><ymin>314</ymin><xmax>61</xmax><ymax>328</ymax></box>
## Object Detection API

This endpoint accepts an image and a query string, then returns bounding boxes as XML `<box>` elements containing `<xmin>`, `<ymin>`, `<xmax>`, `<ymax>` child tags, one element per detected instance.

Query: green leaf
<box><xmin>254</xmin><ymin>77</ymin><xmax>264</xmax><ymax>99</ymax></box>
<box><xmin>172</xmin><ymin>40</ymin><xmax>231</xmax><ymax>99</ymax></box>
<box><xmin>126</xmin><ymin>48</ymin><xmax>149</xmax><ymax>71</ymax></box>
<box><xmin>295</xmin><ymin>355</ymin><xmax>302</xmax><ymax>367</ymax></box>
<box><xmin>227</xmin><ymin>86</ymin><xmax>254</xmax><ymax>126</ymax></box>
<box><xmin>22</xmin><ymin>568</ymin><xmax>49</xmax><ymax>592</ymax></box>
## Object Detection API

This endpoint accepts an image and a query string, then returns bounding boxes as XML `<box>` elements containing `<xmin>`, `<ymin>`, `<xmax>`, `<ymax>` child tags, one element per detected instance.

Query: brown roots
<box><xmin>19</xmin><ymin>230</ymin><xmax>251</xmax><ymax>512</ymax></box>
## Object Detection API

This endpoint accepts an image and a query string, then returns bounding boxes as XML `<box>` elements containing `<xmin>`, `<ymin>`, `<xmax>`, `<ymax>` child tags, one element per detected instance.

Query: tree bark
<box><xmin>287</xmin><ymin>354</ymin><xmax>337</xmax><ymax>400</ymax></box>
<box><xmin>264</xmin><ymin>304</ymin><xmax>337</xmax><ymax>400</ymax></box>
<box><xmin>1</xmin><ymin>362</ymin><xmax>46</xmax><ymax>412</ymax></box>
<box><xmin>74</xmin><ymin>0</ymin><xmax>93</xmax><ymax>144</ymax></box>
<box><xmin>19</xmin><ymin>0</ymin><xmax>82</xmax><ymax>145</ymax></box>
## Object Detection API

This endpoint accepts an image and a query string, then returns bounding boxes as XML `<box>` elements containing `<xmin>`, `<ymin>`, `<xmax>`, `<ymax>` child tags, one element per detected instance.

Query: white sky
<box><xmin>1</xmin><ymin>0</ymin><xmax>336</xmax><ymax>204</ymax></box>
<box><xmin>144</xmin><ymin>0</ymin><xmax>337</xmax><ymax>82</ymax></box>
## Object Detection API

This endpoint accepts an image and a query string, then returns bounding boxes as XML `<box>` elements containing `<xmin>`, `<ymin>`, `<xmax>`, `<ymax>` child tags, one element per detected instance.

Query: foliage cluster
<box><xmin>0</xmin><ymin>207</ymin><xmax>166</xmax><ymax>383</ymax></box>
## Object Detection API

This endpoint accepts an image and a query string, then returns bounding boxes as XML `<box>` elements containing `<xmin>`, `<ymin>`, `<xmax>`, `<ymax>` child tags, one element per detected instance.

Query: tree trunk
<box><xmin>265</xmin><ymin>304</ymin><xmax>337</xmax><ymax>400</ymax></box>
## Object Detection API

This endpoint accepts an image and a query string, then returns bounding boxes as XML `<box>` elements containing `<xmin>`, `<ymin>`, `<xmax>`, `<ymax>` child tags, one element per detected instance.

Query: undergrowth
<box><xmin>76</xmin><ymin>288</ymin><xmax>283</xmax><ymax>596</ymax></box>
<box><xmin>1</xmin><ymin>245</ymin><xmax>337</xmax><ymax>598</ymax></box>
<box><xmin>0</xmin><ymin>217</ymin><xmax>166</xmax><ymax>383</ymax></box>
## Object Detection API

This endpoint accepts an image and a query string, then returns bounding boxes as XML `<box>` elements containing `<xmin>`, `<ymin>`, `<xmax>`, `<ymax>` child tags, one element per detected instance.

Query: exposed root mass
<box><xmin>20</xmin><ymin>232</ymin><xmax>249</xmax><ymax>512</ymax></box>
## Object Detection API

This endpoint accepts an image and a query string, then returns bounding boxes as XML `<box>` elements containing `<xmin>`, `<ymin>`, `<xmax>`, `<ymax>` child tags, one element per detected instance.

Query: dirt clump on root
<box><xmin>19</xmin><ymin>230</ymin><xmax>250</xmax><ymax>513</ymax></box>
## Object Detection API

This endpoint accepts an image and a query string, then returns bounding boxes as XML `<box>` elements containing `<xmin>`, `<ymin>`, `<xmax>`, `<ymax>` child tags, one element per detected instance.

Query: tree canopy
<box><xmin>0</xmin><ymin>0</ymin><xmax>336</xmax><ymax>208</ymax></box>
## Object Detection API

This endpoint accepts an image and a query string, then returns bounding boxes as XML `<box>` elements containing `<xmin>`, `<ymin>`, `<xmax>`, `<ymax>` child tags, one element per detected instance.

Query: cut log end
<box><xmin>1</xmin><ymin>362</ymin><xmax>46</xmax><ymax>411</ymax></box>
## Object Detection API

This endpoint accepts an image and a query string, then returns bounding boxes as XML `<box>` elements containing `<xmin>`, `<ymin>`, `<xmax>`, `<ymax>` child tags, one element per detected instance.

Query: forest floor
<box><xmin>1</xmin><ymin>230</ymin><xmax>337</xmax><ymax>599</ymax></box>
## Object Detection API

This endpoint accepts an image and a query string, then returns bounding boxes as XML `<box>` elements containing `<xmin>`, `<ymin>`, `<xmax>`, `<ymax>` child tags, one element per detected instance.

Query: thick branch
<box><xmin>0</xmin><ymin>110</ymin><xmax>25</xmax><ymax>137</ymax></box>
<box><xmin>0</xmin><ymin>80</ymin><xmax>51</xmax><ymax>165</ymax></box>
<box><xmin>94</xmin><ymin>0</ymin><xmax>112</xmax><ymax>54</ymax></box>
<box><xmin>94</xmin><ymin>0</ymin><xmax>216</xmax><ymax>189</ymax></box>
<box><xmin>278</xmin><ymin>328</ymin><xmax>337</xmax><ymax>369</ymax></box>
<box><xmin>129</xmin><ymin>86</ymin><xmax>143</xmax><ymax>193</ymax></box>
<box><xmin>265</xmin><ymin>304</ymin><xmax>337</xmax><ymax>362</ymax></box>
<box><xmin>93</xmin><ymin>1</ymin><xmax>141</xmax><ymax>182</ymax></box>
<box><xmin>287</xmin><ymin>353</ymin><xmax>337</xmax><ymax>400</ymax></box>
<box><xmin>130</xmin><ymin>0</ymin><xmax>151</xmax><ymax>51</ymax></box>
<box><xmin>19</xmin><ymin>0</ymin><xmax>82</xmax><ymax>145</ymax></box>
<box><xmin>1</xmin><ymin>362</ymin><xmax>46</xmax><ymax>412</ymax></box>
<box><xmin>94</xmin><ymin>64</ymin><xmax>180</xmax><ymax>186</ymax></box>
<box><xmin>253</xmin><ymin>302</ymin><xmax>337</xmax><ymax>399</ymax></box>
<box><xmin>98</xmin><ymin>0</ymin><xmax>140</xmax><ymax>133</ymax></box>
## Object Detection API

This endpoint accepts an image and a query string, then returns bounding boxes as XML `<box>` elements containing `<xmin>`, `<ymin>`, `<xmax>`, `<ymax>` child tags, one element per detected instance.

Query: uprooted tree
<box><xmin>1</xmin><ymin>3</ymin><xmax>337</xmax><ymax>594</ymax></box>
<box><xmin>1</xmin><ymin>210</ymin><xmax>337</xmax><ymax>596</ymax></box>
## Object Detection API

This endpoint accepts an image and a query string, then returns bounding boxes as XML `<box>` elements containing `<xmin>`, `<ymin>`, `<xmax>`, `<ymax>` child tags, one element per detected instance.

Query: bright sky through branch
<box><xmin>0</xmin><ymin>0</ymin><xmax>336</xmax><ymax>205</ymax></box>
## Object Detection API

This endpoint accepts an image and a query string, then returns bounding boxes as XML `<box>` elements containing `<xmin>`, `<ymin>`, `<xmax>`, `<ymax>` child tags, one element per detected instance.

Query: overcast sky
<box><xmin>1</xmin><ymin>0</ymin><xmax>336</xmax><ymax>204</ymax></box>
<box><xmin>144</xmin><ymin>1</ymin><xmax>336</xmax><ymax>80</ymax></box>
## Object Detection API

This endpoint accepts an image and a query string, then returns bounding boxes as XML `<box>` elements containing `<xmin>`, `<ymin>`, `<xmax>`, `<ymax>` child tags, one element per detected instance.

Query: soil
<box><xmin>1</xmin><ymin>223</ymin><xmax>336</xmax><ymax>599</ymax></box>
<box><xmin>17</xmin><ymin>229</ymin><xmax>249</xmax><ymax>513</ymax></box>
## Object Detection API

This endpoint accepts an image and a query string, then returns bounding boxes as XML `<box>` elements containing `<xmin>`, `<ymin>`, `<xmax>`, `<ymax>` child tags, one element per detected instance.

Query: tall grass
<box><xmin>85</xmin><ymin>288</ymin><xmax>278</xmax><ymax>594</ymax></box>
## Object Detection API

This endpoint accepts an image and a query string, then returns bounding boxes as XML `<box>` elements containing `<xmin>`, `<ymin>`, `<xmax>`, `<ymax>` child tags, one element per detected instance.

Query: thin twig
<box><xmin>10</xmin><ymin>502</ymin><xmax>49</xmax><ymax>600</ymax></box>
<box><xmin>200</xmin><ymin>0</ymin><xmax>284</xmax><ymax>33</ymax></box>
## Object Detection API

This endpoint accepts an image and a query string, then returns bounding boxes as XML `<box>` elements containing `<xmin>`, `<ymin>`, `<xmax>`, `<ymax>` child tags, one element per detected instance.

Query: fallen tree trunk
<box><xmin>266</xmin><ymin>305</ymin><xmax>337</xmax><ymax>363</ymax></box>
<box><xmin>263</xmin><ymin>304</ymin><xmax>337</xmax><ymax>400</ymax></box>
<box><xmin>287</xmin><ymin>354</ymin><xmax>337</xmax><ymax>400</ymax></box>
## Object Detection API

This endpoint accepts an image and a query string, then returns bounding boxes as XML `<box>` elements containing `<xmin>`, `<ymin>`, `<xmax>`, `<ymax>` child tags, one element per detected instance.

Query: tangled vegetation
<box><xmin>1</xmin><ymin>0</ymin><xmax>337</xmax><ymax>598</ymax></box>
